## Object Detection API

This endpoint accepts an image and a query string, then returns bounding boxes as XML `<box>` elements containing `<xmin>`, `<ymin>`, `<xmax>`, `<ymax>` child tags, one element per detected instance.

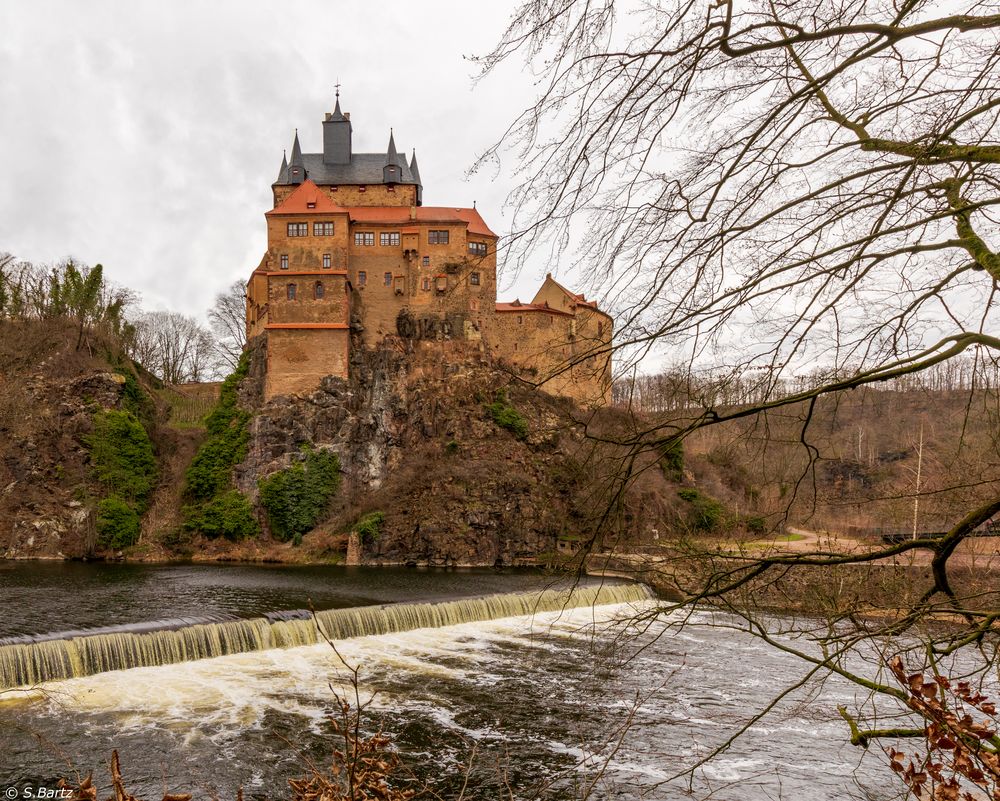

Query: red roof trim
<box><xmin>265</xmin><ymin>270</ymin><xmax>348</xmax><ymax>277</ymax></box>
<box><xmin>265</xmin><ymin>323</ymin><xmax>350</xmax><ymax>330</ymax></box>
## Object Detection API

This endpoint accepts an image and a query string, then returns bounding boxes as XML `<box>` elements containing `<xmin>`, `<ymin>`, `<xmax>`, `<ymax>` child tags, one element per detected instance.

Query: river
<box><xmin>0</xmin><ymin>563</ymin><xmax>897</xmax><ymax>800</ymax></box>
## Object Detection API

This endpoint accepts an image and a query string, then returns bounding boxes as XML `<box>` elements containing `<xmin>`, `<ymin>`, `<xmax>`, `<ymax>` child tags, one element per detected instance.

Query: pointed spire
<box><xmin>289</xmin><ymin>130</ymin><xmax>305</xmax><ymax>184</ymax></box>
<box><xmin>385</xmin><ymin>128</ymin><xmax>400</xmax><ymax>167</ymax></box>
<box><xmin>276</xmin><ymin>150</ymin><xmax>288</xmax><ymax>183</ymax></box>
<box><xmin>409</xmin><ymin>149</ymin><xmax>421</xmax><ymax>185</ymax></box>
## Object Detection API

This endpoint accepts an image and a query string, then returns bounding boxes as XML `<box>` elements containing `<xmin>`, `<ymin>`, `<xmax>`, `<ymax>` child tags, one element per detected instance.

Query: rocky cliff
<box><xmin>0</xmin><ymin>320</ymin><xmax>172</xmax><ymax>559</ymax></box>
<box><xmin>232</xmin><ymin>336</ymin><xmax>603</xmax><ymax>566</ymax></box>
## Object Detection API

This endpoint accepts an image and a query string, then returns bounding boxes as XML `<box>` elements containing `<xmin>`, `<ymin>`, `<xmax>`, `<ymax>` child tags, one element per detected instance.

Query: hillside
<box><xmin>0</xmin><ymin>319</ymin><xmax>182</xmax><ymax>558</ymax></box>
<box><xmin>6</xmin><ymin>317</ymin><xmax>994</xmax><ymax>564</ymax></box>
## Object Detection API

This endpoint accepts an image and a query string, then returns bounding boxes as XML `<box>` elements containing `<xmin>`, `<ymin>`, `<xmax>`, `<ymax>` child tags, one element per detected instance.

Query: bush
<box><xmin>182</xmin><ymin>490</ymin><xmax>259</xmax><ymax>541</ymax></box>
<box><xmin>487</xmin><ymin>393</ymin><xmax>529</xmax><ymax>440</ymax></box>
<box><xmin>84</xmin><ymin>410</ymin><xmax>157</xmax><ymax>505</ymax></box>
<box><xmin>744</xmin><ymin>515</ymin><xmax>767</xmax><ymax>536</ymax></box>
<box><xmin>96</xmin><ymin>495</ymin><xmax>141</xmax><ymax>549</ymax></box>
<box><xmin>259</xmin><ymin>448</ymin><xmax>341</xmax><ymax>545</ymax></box>
<box><xmin>355</xmin><ymin>511</ymin><xmax>385</xmax><ymax>543</ymax></box>
<box><xmin>181</xmin><ymin>354</ymin><xmax>258</xmax><ymax>537</ymax></box>
<box><xmin>659</xmin><ymin>439</ymin><xmax>684</xmax><ymax>481</ymax></box>
<box><xmin>677</xmin><ymin>488</ymin><xmax>728</xmax><ymax>532</ymax></box>
<box><xmin>183</xmin><ymin>353</ymin><xmax>251</xmax><ymax>501</ymax></box>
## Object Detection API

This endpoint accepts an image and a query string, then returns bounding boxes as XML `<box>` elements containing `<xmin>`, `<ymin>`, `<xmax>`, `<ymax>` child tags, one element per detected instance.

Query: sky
<box><xmin>0</xmin><ymin>1</ymin><xmax>552</xmax><ymax>318</ymax></box>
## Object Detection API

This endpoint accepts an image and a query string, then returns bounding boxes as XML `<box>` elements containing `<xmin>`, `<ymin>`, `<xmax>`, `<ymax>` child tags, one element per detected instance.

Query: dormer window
<box><xmin>307</xmin><ymin>201</ymin><xmax>316</xmax><ymax>209</ymax></box>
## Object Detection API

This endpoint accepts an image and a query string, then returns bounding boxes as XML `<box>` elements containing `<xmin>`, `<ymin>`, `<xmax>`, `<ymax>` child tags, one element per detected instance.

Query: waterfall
<box><xmin>0</xmin><ymin>582</ymin><xmax>651</xmax><ymax>689</ymax></box>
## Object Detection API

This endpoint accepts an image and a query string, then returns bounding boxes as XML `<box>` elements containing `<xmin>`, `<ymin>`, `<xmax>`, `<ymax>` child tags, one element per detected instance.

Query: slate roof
<box><xmin>274</xmin><ymin>152</ymin><xmax>420</xmax><ymax>186</ymax></box>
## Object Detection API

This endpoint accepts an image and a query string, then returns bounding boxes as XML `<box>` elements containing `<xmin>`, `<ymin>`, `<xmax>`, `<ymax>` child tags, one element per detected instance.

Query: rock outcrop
<box><xmin>233</xmin><ymin>336</ymin><xmax>587</xmax><ymax>566</ymax></box>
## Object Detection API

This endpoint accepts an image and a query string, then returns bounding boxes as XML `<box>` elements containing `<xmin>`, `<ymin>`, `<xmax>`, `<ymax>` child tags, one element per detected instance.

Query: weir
<box><xmin>0</xmin><ymin>582</ymin><xmax>651</xmax><ymax>689</ymax></box>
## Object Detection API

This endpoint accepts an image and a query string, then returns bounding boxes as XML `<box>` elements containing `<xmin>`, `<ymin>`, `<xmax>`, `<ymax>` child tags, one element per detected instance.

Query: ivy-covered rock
<box><xmin>259</xmin><ymin>448</ymin><xmax>341</xmax><ymax>545</ymax></box>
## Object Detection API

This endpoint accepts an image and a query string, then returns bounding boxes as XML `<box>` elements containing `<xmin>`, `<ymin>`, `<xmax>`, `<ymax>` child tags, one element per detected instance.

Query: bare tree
<box><xmin>131</xmin><ymin>311</ymin><xmax>219</xmax><ymax>384</ymax></box>
<box><xmin>478</xmin><ymin>0</ymin><xmax>1000</xmax><ymax>790</ymax></box>
<box><xmin>207</xmin><ymin>280</ymin><xmax>247</xmax><ymax>372</ymax></box>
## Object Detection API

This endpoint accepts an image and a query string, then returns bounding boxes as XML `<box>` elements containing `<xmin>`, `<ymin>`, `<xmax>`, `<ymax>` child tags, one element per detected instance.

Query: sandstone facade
<box><xmin>247</xmin><ymin>97</ymin><xmax>613</xmax><ymax>405</ymax></box>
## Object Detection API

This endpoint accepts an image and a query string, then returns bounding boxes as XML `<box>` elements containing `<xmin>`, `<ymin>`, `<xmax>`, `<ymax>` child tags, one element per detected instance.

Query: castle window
<box><xmin>387</xmin><ymin>185</ymin><xmax>395</xmax><ymax>193</ymax></box>
<box><xmin>314</xmin><ymin>281</ymin><xmax>324</xmax><ymax>299</ymax></box>
<box><xmin>322</xmin><ymin>254</ymin><xmax>331</xmax><ymax>269</ymax></box>
<box><xmin>422</xmin><ymin>278</ymin><xmax>430</xmax><ymax>291</ymax></box>
<box><xmin>428</xmin><ymin>230</ymin><xmax>449</xmax><ymax>245</ymax></box>
<box><xmin>354</xmin><ymin>232</ymin><xmax>374</xmax><ymax>246</ymax></box>
<box><xmin>468</xmin><ymin>242</ymin><xmax>487</xmax><ymax>256</ymax></box>
<box><xmin>380</xmin><ymin>232</ymin><xmax>400</xmax><ymax>247</ymax></box>
<box><xmin>514</xmin><ymin>342</ymin><xmax>518</xmax><ymax>351</ymax></box>
<box><xmin>422</xmin><ymin>256</ymin><xmax>430</xmax><ymax>267</ymax></box>
<box><xmin>280</xmin><ymin>255</ymin><xmax>289</xmax><ymax>270</ymax></box>
<box><xmin>358</xmin><ymin>270</ymin><xmax>367</xmax><ymax>286</ymax></box>
<box><xmin>287</xmin><ymin>283</ymin><xmax>297</xmax><ymax>300</ymax></box>
<box><xmin>358</xmin><ymin>186</ymin><xmax>367</xmax><ymax>193</ymax></box>
<box><xmin>469</xmin><ymin>272</ymin><xmax>480</xmax><ymax>286</ymax></box>
<box><xmin>517</xmin><ymin>315</ymin><xmax>523</xmax><ymax>325</ymax></box>
<box><xmin>384</xmin><ymin>272</ymin><xmax>392</xmax><ymax>287</ymax></box>
<box><xmin>314</xmin><ymin>222</ymin><xmax>334</xmax><ymax>236</ymax></box>
<box><xmin>287</xmin><ymin>223</ymin><xmax>308</xmax><ymax>237</ymax></box>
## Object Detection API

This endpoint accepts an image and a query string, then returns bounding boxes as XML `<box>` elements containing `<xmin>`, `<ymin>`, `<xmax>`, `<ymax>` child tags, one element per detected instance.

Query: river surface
<box><xmin>0</xmin><ymin>563</ymin><xmax>899</xmax><ymax>800</ymax></box>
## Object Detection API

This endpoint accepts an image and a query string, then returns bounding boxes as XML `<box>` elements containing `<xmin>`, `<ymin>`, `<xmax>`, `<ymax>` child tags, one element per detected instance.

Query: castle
<box><xmin>246</xmin><ymin>96</ymin><xmax>612</xmax><ymax>405</ymax></box>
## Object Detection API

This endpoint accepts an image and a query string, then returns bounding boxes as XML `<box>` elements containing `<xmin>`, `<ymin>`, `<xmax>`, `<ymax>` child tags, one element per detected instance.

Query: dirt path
<box><xmin>142</xmin><ymin>425</ymin><xmax>205</xmax><ymax>540</ymax></box>
<box><xmin>781</xmin><ymin>525</ymin><xmax>1000</xmax><ymax>570</ymax></box>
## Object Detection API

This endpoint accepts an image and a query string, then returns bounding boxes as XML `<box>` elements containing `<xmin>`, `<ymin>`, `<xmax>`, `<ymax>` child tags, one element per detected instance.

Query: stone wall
<box><xmin>267</xmin><ymin>272</ymin><xmax>349</xmax><ymax>325</ymax></box>
<box><xmin>265</xmin><ymin>213</ymin><xmax>351</xmax><ymax>271</ymax></box>
<box><xmin>273</xmin><ymin>183</ymin><xmax>417</xmax><ymax>208</ymax></box>
<box><xmin>264</xmin><ymin>327</ymin><xmax>350</xmax><ymax>399</ymax></box>
<box><xmin>492</xmin><ymin>305</ymin><xmax>612</xmax><ymax>406</ymax></box>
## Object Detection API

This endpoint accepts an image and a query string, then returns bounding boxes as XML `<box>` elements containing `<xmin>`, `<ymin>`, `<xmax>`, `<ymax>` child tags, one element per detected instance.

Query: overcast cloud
<box><xmin>0</xmin><ymin>1</ymin><xmax>550</xmax><ymax>318</ymax></box>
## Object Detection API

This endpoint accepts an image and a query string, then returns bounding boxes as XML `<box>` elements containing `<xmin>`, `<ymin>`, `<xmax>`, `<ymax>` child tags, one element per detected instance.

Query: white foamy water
<box><xmin>1</xmin><ymin>599</ymin><xmax>900</xmax><ymax>801</ymax></box>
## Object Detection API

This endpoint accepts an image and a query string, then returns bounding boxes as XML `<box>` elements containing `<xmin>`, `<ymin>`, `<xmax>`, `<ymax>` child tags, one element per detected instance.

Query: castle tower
<box><xmin>382</xmin><ymin>130</ymin><xmax>401</xmax><ymax>185</ymax></box>
<box><xmin>322</xmin><ymin>95</ymin><xmax>352</xmax><ymax>165</ymax></box>
<box><xmin>249</xmin><ymin>97</ymin><xmax>612</xmax><ymax>406</ymax></box>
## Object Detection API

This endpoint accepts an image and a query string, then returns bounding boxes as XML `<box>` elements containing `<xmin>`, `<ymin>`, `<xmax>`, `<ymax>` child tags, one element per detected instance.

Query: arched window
<box><xmin>287</xmin><ymin>283</ymin><xmax>296</xmax><ymax>300</ymax></box>
<box><xmin>314</xmin><ymin>281</ymin><xmax>324</xmax><ymax>299</ymax></box>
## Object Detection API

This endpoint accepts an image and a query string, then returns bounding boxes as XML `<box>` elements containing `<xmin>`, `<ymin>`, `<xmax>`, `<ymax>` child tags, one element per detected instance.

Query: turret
<box><xmin>288</xmin><ymin>131</ymin><xmax>305</xmax><ymax>184</ymax></box>
<box><xmin>410</xmin><ymin>150</ymin><xmax>423</xmax><ymax>206</ymax></box>
<box><xmin>383</xmin><ymin>130</ymin><xmax>401</xmax><ymax>184</ymax></box>
<box><xmin>275</xmin><ymin>150</ymin><xmax>288</xmax><ymax>184</ymax></box>
<box><xmin>322</xmin><ymin>96</ymin><xmax>352</xmax><ymax>165</ymax></box>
